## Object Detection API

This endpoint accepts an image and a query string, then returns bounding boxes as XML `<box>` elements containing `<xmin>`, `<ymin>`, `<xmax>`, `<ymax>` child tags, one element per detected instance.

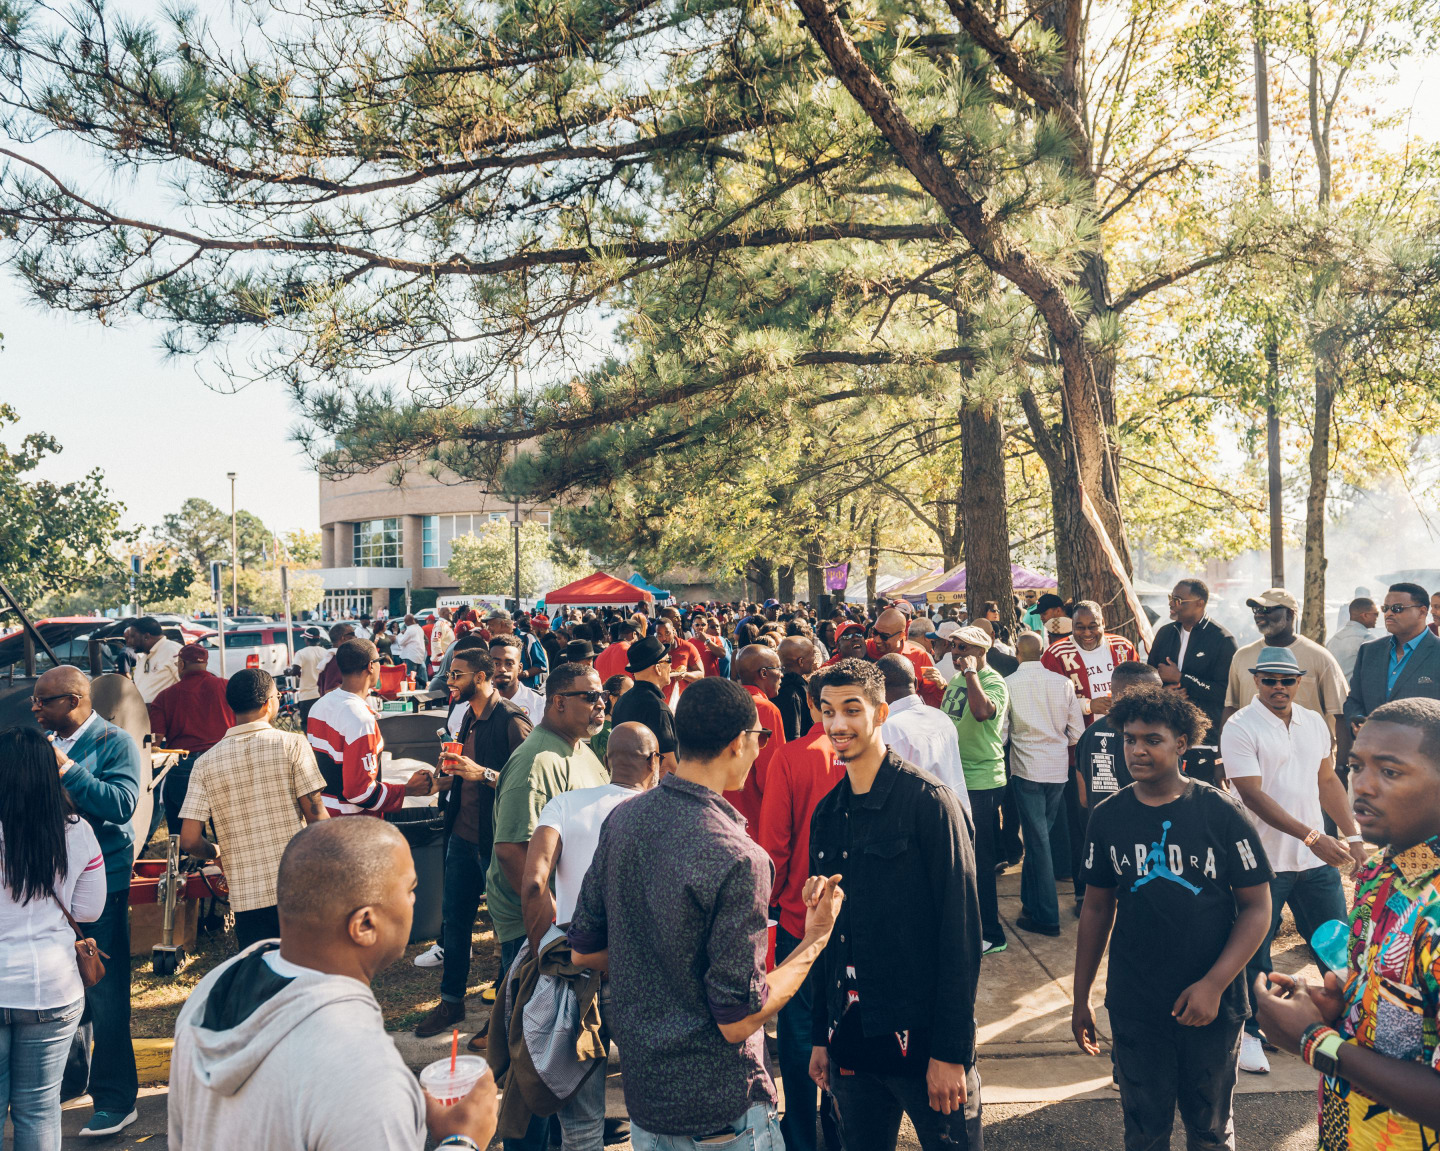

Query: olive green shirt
<box><xmin>485</xmin><ymin>725</ymin><xmax>608</xmax><ymax>942</ymax></box>
<box><xmin>941</xmin><ymin>665</ymin><xmax>1010</xmax><ymax>792</ymax></box>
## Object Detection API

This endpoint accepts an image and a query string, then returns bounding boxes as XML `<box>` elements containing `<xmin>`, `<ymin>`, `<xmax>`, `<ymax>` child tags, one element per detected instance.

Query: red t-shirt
<box><xmin>594</xmin><ymin>641</ymin><xmax>632</xmax><ymax>683</ymax></box>
<box><xmin>757</xmin><ymin>726</ymin><xmax>845</xmax><ymax>938</ymax></box>
<box><xmin>723</xmin><ymin>686</ymin><xmax>788</xmax><ymax>839</ymax></box>
<box><xmin>148</xmin><ymin>672</ymin><xmax>236</xmax><ymax>757</ymax></box>
<box><xmin>668</xmin><ymin>638</ymin><xmax>704</xmax><ymax>697</ymax></box>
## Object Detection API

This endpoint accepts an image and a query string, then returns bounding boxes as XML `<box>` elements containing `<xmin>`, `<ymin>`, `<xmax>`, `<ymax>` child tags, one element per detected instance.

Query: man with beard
<box><xmin>808</xmin><ymin>660</ymin><xmax>982</xmax><ymax>1151</ymax></box>
<box><xmin>1224</xmin><ymin>588</ymin><xmax>1348</xmax><ymax>741</ymax></box>
<box><xmin>489</xmin><ymin>635</ymin><xmax>545</xmax><ymax>722</ymax></box>
<box><xmin>824</xmin><ymin>622</ymin><xmax>870</xmax><ymax>666</ymax></box>
<box><xmin>413</xmin><ymin>647</ymin><xmax>532</xmax><ymax>1045</ymax></box>
<box><xmin>866</xmin><ymin>607</ymin><xmax>945</xmax><ymax>707</ymax></box>
<box><xmin>1147</xmin><ymin>579</ymin><xmax>1236</xmax><ymax>787</ymax></box>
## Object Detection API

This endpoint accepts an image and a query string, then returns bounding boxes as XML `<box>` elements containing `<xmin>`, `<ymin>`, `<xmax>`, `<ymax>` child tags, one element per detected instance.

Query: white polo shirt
<box><xmin>133</xmin><ymin>637</ymin><xmax>183</xmax><ymax>704</ymax></box>
<box><xmin>1220</xmin><ymin>697</ymin><xmax>1330</xmax><ymax>873</ymax></box>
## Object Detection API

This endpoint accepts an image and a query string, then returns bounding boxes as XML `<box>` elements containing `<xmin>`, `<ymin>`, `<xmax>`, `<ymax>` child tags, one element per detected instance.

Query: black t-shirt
<box><xmin>1080</xmin><ymin>781</ymin><xmax>1273</xmax><ymax>1024</ymax></box>
<box><xmin>1075</xmin><ymin>717</ymin><xmax>1130</xmax><ymax>801</ymax></box>
<box><xmin>609</xmin><ymin>679</ymin><xmax>677</xmax><ymax>755</ymax></box>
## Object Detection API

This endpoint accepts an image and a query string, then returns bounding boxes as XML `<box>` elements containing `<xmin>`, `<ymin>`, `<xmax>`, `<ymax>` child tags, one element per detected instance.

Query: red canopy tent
<box><xmin>543</xmin><ymin>571</ymin><xmax>654</xmax><ymax>607</ymax></box>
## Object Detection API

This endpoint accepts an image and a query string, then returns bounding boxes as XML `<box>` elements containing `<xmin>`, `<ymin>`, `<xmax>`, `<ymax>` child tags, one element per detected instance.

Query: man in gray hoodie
<box><xmin>169</xmin><ymin>818</ymin><xmax>496</xmax><ymax>1150</ymax></box>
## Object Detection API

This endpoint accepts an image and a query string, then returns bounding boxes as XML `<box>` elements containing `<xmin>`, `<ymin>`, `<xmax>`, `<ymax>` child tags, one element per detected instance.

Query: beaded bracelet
<box><xmin>1301</xmin><ymin>1023</ymin><xmax>1339</xmax><ymax>1067</ymax></box>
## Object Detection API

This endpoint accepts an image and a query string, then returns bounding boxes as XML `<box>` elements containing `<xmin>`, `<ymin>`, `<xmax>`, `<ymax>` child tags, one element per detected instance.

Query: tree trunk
<box><xmin>960</xmin><ymin>401</ymin><xmax>1017</xmax><ymax>632</ymax></box>
<box><xmin>1301</xmin><ymin>368</ymin><xmax>1333</xmax><ymax>640</ymax></box>
<box><xmin>746</xmin><ymin>558</ymin><xmax>776</xmax><ymax>603</ymax></box>
<box><xmin>805</xmin><ymin>539</ymin><xmax>825</xmax><ymax>608</ymax></box>
<box><xmin>792</xmin><ymin>0</ymin><xmax>1134</xmax><ymax>635</ymax></box>
<box><xmin>866</xmin><ymin>518</ymin><xmax>879</xmax><ymax>606</ymax></box>
<box><xmin>777</xmin><ymin>563</ymin><xmax>796</xmax><ymax>604</ymax></box>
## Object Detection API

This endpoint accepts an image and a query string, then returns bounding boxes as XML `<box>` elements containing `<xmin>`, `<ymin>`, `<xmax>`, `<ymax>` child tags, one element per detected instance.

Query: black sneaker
<box><xmin>981</xmin><ymin>939</ymin><xmax>1008</xmax><ymax>956</ymax></box>
<box><xmin>1015</xmin><ymin>915</ymin><xmax>1061</xmax><ymax>937</ymax></box>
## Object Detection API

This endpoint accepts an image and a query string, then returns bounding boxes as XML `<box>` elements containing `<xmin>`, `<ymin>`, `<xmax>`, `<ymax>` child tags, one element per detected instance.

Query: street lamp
<box><xmin>227</xmin><ymin>472</ymin><xmax>237</xmax><ymax>617</ymax></box>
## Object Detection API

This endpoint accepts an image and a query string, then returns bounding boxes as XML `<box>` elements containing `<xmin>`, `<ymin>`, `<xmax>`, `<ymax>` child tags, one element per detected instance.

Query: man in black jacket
<box><xmin>807</xmin><ymin>659</ymin><xmax>982</xmax><ymax>1151</ymax></box>
<box><xmin>1147</xmin><ymin>578</ymin><xmax>1236</xmax><ymax>784</ymax></box>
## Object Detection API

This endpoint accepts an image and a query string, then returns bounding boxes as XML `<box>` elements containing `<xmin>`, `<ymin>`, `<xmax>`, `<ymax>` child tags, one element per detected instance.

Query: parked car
<box><xmin>203</xmin><ymin>622</ymin><xmax>298</xmax><ymax>678</ymax></box>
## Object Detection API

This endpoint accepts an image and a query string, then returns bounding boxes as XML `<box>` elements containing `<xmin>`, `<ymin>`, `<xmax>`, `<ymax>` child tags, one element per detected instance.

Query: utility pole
<box><xmin>227</xmin><ymin>472</ymin><xmax>239</xmax><ymax>617</ymax></box>
<box><xmin>1253</xmin><ymin>4</ymin><xmax>1284</xmax><ymax>587</ymax></box>
<box><xmin>511</xmin><ymin>362</ymin><xmax>523</xmax><ymax>611</ymax></box>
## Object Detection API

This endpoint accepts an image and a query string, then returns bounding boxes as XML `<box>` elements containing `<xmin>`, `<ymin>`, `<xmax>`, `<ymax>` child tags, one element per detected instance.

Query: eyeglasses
<box><xmin>1168</xmin><ymin>596</ymin><xmax>1203</xmax><ymax>605</ymax></box>
<box><xmin>758</xmin><ymin>666</ymin><xmax>783</xmax><ymax>677</ymax></box>
<box><xmin>30</xmin><ymin>693</ymin><xmax>73</xmax><ymax>706</ymax></box>
<box><xmin>743</xmin><ymin>727</ymin><xmax>773</xmax><ymax>748</ymax></box>
<box><xmin>445</xmin><ymin>669</ymin><xmax>469</xmax><ymax>680</ymax></box>
<box><xmin>1258</xmin><ymin>676</ymin><xmax>1299</xmax><ymax>686</ymax></box>
<box><xmin>1382</xmin><ymin>603</ymin><xmax>1421</xmax><ymax>614</ymax></box>
<box><xmin>554</xmin><ymin>690</ymin><xmax>605</xmax><ymax>704</ymax></box>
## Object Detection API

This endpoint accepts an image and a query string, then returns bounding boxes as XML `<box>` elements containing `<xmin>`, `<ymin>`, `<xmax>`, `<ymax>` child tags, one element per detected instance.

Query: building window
<box><xmin>352</xmin><ymin>518</ymin><xmax>402</xmax><ymax>568</ymax></box>
<box><xmin>422</xmin><ymin>516</ymin><xmax>438</xmax><ymax>568</ymax></box>
<box><xmin>323</xmin><ymin>590</ymin><xmax>373</xmax><ymax>618</ymax></box>
<box><xmin>488</xmin><ymin>512</ymin><xmax>508</xmax><ymax>524</ymax></box>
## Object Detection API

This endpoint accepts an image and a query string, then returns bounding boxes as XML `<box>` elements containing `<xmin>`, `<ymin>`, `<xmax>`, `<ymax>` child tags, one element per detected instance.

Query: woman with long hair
<box><xmin>0</xmin><ymin>726</ymin><xmax>105</xmax><ymax>1150</ymax></box>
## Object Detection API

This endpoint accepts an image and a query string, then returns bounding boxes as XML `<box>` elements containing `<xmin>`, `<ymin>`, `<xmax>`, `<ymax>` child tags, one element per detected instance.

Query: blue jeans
<box><xmin>1245</xmin><ymin>865</ymin><xmax>1347</xmax><ymax>1037</ymax></box>
<box><xmin>555</xmin><ymin>1060</ymin><xmax>608</xmax><ymax>1151</ymax></box>
<box><xmin>1013</xmin><ymin>778</ymin><xmax>1066</xmax><ymax>930</ymax></box>
<box><xmin>440</xmin><ymin>834</ymin><xmax>490</xmax><ymax>1003</ymax></box>
<box><xmin>775</xmin><ymin>927</ymin><xmax>817</xmax><ymax>1151</ymax></box>
<box><xmin>0</xmin><ymin>999</ymin><xmax>84</xmax><ymax>1151</ymax></box>
<box><xmin>632</xmin><ymin>1104</ymin><xmax>783</xmax><ymax>1151</ymax></box>
<box><xmin>85</xmin><ymin>889</ymin><xmax>137</xmax><ymax>1114</ymax></box>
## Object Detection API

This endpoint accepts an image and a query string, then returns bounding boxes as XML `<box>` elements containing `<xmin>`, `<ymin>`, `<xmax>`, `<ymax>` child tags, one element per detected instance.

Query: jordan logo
<box><xmin>1131</xmin><ymin>821</ymin><xmax>1201</xmax><ymax>894</ymax></box>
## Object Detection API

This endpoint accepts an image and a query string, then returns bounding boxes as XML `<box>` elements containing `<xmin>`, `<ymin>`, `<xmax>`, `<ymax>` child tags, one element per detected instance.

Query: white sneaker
<box><xmin>413</xmin><ymin>944</ymin><xmax>445</xmax><ymax>968</ymax></box>
<box><xmin>1240</xmin><ymin>1032</ymin><xmax>1270</xmax><ymax>1074</ymax></box>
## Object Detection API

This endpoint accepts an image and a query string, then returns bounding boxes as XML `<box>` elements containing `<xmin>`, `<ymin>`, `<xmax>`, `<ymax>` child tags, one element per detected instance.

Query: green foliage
<box><xmin>447</xmin><ymin>522</ymin><xmax>588</xmax><ymax>599</ymax></box>
<box><xmin>0</xmin><ymin>404</ymin><xmax>130</xmax><ymax>611</ymax></box>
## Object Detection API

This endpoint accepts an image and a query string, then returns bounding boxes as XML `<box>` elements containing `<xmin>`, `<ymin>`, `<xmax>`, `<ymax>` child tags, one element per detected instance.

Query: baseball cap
<box><xmin>179</xmin><ymin>643</ymin><xmax>209</xmax><ymax>664</ymax></box>
<box><xmin>1249</xmin><ymin>646</ymin><xmax>1305</xmax><ymax>676</ymax></box>
<box><xmin>834</xmin><ymin>622</ymin><xmax>865</xmax><ymax>640</ymax></box>
<box><xmin>1246</xmin><ymin>588</ymin><xmax>1300</xmax><ymax>613</ymax></box>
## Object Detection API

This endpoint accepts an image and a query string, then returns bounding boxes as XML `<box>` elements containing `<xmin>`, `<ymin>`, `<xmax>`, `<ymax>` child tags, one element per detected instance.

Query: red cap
<box><xmin>179</xmin><ymin>643</ymin><xmax>209</xmax><ymax>664</ymax></box>
<box><xmin>834</xmin><ymin>622</ymin><xmax>865</xmax><ymax>640</ymax></box>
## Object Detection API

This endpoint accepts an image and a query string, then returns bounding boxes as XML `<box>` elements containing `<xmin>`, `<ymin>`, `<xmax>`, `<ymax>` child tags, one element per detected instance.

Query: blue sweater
<box><xmin>61</xmin><ymin>717</ymin><xmax>142</xmax><ymax>892</ymax></box>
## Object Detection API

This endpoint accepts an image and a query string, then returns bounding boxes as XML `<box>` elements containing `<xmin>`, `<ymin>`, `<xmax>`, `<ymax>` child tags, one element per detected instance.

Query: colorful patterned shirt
<box><xmin>1323</xmin><ymin>836</ymin><xmax>1440</xmax><ymax>1150</ymax></box>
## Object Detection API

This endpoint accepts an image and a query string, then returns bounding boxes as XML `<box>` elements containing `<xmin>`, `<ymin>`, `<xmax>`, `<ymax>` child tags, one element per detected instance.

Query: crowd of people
<box><xmin>3</xmin><ymin>578</ymin><xmax>1440</xmax><ymax>1151</ymax></box>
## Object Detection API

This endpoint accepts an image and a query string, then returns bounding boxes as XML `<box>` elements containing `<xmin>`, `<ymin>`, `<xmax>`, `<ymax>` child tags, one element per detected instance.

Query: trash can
<box><xmin>385</xmin><ymin>808</ymin><xmax>446</xmax><ymax>944</ymax></box>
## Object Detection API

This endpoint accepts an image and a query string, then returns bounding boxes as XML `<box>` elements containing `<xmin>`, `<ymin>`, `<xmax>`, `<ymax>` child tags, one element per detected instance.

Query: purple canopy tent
<box><xmin>927</xmin><ymin>564</ymin><xmax>1057</xmax><ymax>604</ymax></box>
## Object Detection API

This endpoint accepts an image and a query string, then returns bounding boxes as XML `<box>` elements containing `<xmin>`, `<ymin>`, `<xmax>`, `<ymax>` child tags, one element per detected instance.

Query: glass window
<box><xmin>422</xmin><ymin>516</ymin><xmax>438</xmax><ymax>568</ymax></box>
<box><xmin>352</xmin><ymin>518</ymin><xmax>403</xmax><ymax>568</ymax></box>
<box><xmin>489</xmin><ymin>512</ymin><xmax>508</xmax><ymax>524</ymax></box>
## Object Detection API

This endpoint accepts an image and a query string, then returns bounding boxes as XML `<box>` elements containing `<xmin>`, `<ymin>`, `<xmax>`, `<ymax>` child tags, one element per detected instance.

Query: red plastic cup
<box><xmin>440</xmin><ymin>741</ymin><xmax>463</xmax><ymax>772</ymax></box>
<box><xmin>766</xmin><ymin>918</ymin><xmax>777</xmax><ymax>972</ymax></box>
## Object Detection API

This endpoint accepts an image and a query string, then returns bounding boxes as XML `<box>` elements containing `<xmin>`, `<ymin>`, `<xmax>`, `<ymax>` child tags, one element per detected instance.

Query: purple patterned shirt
<box><xmin>568</xmin><ymin>773</ymin><xmax>775</xmax><ymax>1135</ymax></box>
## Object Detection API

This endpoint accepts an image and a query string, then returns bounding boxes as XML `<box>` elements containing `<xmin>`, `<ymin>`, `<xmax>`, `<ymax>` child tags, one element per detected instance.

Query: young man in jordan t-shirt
<box><xmin>1073</xmin><ymin>686</ymin><xmax>1273</xmax><ymax>1151</ymax></box>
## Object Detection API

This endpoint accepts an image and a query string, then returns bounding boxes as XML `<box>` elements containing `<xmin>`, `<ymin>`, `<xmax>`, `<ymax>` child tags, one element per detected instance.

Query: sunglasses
<box><xmin>744</xmin><ymin>726</ymin><xmax>773</xmax><ymax>748</ymax></box>
<box><xmin>1382</xmin><ymin>603</ymin><xmax>1421</xmax><ymax>614</ymax></box>
<box><xmin>555</xmin><ymin>690</ymin><xmax>605</xmax><ymax>704</ymax></box>
<box><xmin>1258</xmin><ymin>676</ymin><xmax>1299</xmax><ymax>686</ymax></box>
<box><xmin>873</xmin><ymin>628</ymin><xmax>903</xmax><ymax>641</ymax></box>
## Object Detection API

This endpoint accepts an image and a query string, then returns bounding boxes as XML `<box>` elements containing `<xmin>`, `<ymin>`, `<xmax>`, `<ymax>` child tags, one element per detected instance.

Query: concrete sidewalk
<box><xmin>978</xmin><ymin>867</ymin><xmax>1321</xmax><ymax>1101</ymax></box>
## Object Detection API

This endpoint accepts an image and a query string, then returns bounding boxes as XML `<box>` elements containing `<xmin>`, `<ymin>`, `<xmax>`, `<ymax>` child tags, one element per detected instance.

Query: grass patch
<box><xmin>131</xmin><ymin>908</ymin><xmax>502</xmax><ymax>1039</ymax></box>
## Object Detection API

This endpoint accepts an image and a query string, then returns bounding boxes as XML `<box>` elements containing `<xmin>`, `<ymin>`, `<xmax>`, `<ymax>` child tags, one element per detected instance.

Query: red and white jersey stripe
<box><xmin>306</xmin><ymin>690</ymin><xmax>400</xmax><ymax>817</ymax></box>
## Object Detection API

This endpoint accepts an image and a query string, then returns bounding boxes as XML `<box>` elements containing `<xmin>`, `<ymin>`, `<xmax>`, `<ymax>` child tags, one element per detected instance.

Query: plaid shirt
<box><xmin>179</xmin><ymin>721</ymin><xmax>327</xmax><ymax>912</ymax></box>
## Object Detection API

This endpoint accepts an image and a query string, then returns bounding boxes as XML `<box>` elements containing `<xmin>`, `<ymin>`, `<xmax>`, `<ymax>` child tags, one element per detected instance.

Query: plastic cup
<box><xmin>440</xmin><ymin>741</ymin><xmax>463</xmax><ymax>773</ymax></box>
<box><xmin>420</xmin><ymin>1054</ymin><xmax>490</xmax><ymax>1106</ymax></box>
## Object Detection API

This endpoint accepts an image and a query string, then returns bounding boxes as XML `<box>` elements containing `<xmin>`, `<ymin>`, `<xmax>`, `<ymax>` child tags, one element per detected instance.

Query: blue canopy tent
<box><xmin>628</xmin><ymin>573</ymin><xmax>671</xmax><ymax>601</ymax></box>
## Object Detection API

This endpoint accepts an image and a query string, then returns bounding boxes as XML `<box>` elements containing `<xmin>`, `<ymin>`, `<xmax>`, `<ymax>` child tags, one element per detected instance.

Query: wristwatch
<box><xmin>437</xmin><ymin>1137</ymin><xmax>482</xmax><ymax>1150</ymax></box>
<box><xmin>1302</xmin><ymin>1023</ymin><xmax>1345</xmax><ymax>1077</ymax></box>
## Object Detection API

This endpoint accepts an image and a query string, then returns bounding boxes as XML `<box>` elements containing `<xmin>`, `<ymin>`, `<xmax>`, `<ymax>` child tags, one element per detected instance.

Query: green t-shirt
<box><xmin>485</xmin><ymin>725</ymin><xmax>609</xmax><ymax>942</ymax></box>
<box><xmin>941</xmin><ymin>665</ymin><xmax>1009</xmax><ymax>792</ymax></box>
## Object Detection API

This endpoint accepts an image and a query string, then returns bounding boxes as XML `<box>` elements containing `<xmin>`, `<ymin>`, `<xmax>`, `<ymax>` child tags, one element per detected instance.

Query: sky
<box><xmin>2</xmin><ymin>34</ymin><xmax>1438</xmax><ymax>543</ymax></box>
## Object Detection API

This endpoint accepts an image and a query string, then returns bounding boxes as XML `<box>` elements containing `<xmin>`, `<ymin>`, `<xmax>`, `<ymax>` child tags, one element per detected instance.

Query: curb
<box><xmin>135</xmin><ymin>1038</ymin><xmax>173</xmax><ymax>1085</ymax></box>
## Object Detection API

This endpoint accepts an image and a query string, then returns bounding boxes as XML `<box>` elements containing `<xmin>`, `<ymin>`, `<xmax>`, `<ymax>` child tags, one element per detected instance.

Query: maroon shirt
<box><xmin>148</xmin><ymin>671</ymin><xmax>236</xmax><ymax>756</ymax></box>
